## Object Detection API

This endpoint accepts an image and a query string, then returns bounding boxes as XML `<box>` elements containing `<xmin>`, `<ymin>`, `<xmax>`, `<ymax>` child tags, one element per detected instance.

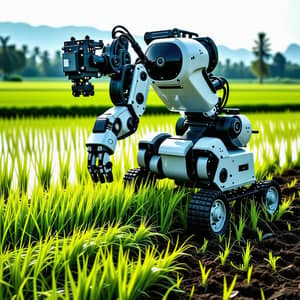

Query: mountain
<box><xmin>0</xmin><ymin>22</ymin><xmax>113</xmax><ymax>54</ymax></box>
<box><xmin>218</xmin><ymin>46</ymin><xmax>254</xmax><ymax>65</ymax></box>
<box><xmin>0</xmin><ymin>22</ymin><xmax>299</xmax><ymax>65</ymax></box>
<box><xmin>284</xmin><ymin>44</ymin><xmax>300</xmax><ymax>64</ymax></box>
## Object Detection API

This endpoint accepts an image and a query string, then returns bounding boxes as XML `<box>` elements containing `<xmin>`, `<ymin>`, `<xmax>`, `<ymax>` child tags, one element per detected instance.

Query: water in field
<box><xmin>1</xmin><ymin>112</ymin><xmax>300</xmax><ymax>194</ymax></box>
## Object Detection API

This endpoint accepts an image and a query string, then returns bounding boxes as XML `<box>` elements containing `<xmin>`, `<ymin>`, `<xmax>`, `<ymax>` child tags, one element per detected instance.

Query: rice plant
<box><xmin>247</xmin><ymin>265</ymin><xmax>253</xmax><ymax>285</ymax></box>
<box><xmin>231</xmin><ymin>241</ymin><xmax>253</xmax><ymax>272</ymax></box>
<box><xmin>198</xmin><ymin>260</ymin><xmax>211</xmax><ymax>290</ymax></box>
<box><xmin>233</xmin><ymin>212</ymin><xmax>246</xmax><ymax>243</ymax></box>
<box><xmin>264</xmin><ymin>251</ymin><xmax>281</xmax><ymax>272</ymax></box>
<box><xmin>219</xmin><ymin>238</ymin><xmax>231</xmax><ymax>267</ymax></box>
<box><xmin>223</xmin><ymin>275</ymin><xmax>238</xmax><ymax>300</ymax></box>
<box><xmin>249</xmin><ymin>200</ymin><xmax>260</xmax><ymax>231</ymax></box>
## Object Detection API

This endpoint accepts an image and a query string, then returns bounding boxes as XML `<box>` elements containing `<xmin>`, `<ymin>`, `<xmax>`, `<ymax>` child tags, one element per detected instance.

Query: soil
<box><xmin>175</xmin><ymin>168</ymin><xmax>300</xmax><ymax>299</ymax></box>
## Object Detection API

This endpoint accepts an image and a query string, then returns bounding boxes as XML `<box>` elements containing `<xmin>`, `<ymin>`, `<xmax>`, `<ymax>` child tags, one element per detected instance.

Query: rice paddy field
<box><xmin>0</xmin><ymin>82</ymin><xmax>300</xmax><ymax>299</ymax></box>
<box><xmin>1</xmin><ymin>81</ymin><xmax>300</xmax><ymax>110</ymax></box>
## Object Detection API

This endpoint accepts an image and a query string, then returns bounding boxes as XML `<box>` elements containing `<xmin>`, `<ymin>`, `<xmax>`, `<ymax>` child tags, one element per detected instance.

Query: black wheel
<box><xmin>123</xmin><ymin>167</ymin><xmax>157</xmax><ymax>192</ymax></box>
<box><xmin>188</xmin><ymin>190</ymin><xmax>230</xmax><ymax>237</ymax></box>
<box><xmin>256</xmin><ymin>180</ymin><xmax>281</xmax><ymax>215</ymax></box>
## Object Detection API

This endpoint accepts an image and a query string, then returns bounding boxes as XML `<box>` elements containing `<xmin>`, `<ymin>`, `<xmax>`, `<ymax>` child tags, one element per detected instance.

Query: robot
<box><xmin>62</xmin><ymin>26</ymin><xmax>281</xmax><ymax>237</ymax></box>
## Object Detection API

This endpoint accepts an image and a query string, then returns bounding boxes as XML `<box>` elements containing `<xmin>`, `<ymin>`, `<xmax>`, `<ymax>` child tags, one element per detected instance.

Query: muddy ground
<box><xmin>176</xmin><ymin>168</ymin><xmax>300</xmax><ymax>300</ymax></box>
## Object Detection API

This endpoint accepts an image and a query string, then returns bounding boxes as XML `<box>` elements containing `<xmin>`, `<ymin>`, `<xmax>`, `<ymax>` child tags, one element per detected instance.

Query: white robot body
<box><xmin>64</xmin><ymin>27</ymin><xmax>281</xmax><ymax>237</ymax></box>
<box><xmin>138</xmin><ymin>133</ymin><xmax>255</xmax><ymax>192</ymax></box>
<box><xmin>146</xmin><ymin>38</ymin><xmax>219</xmax><ymax>113</ymax></box>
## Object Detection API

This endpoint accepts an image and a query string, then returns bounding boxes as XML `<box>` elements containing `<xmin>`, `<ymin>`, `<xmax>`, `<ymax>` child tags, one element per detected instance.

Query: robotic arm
<box><xmin>62</xmin><ymin>26</ymin><xmax>150</xmax><ymax>183</ymax></box>
<box><xmin>85</xmin><ymin>64</ymin><xmax>149</xmax><ymax>183</ymax></box>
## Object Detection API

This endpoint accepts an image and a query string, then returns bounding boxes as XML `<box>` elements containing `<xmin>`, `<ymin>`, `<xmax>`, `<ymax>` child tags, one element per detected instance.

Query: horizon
<box><xmin>1</xmin><ymin>0</ymin><xmax>299</xmax><ymax>52</ymax></box>
<box><xmin>1</xmin><ymin>21</ymin><xmax>299</xmax><ymax>55</ymax></box>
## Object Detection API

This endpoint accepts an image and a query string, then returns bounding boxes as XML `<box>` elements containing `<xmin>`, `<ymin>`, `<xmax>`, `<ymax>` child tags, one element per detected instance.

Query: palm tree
<box><xmin>0</xmin><ymin>36</ymin><xmax>26</xmax><ymax>80</ymax></box>
<box><xmin>0</xmin><ymin>36</ymin><xmax>13</xmax><ymax>80</ymax></box>
<box><xmin>251</xmin><ymin>32</ymin><xmax>271</xmax><ymax>84</ymax></box>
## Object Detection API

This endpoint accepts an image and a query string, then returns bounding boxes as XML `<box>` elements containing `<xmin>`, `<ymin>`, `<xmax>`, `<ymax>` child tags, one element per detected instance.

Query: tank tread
<box><xmin>188</xmin><ymin>189</ymin><xmax>229</xmax><ymax>237</ymax></box>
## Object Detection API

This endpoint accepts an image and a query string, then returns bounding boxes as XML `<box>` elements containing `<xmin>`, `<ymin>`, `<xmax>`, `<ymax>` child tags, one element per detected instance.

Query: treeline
<box><xmin>1</xmin><ymin>34</ymin><xmax>300</xmax><ymax>81</ymax></box>
<box><xmin>215</xmin><ymin>55</ymin><xmax>300</xmax><ymax>79</ymax></box>
<box><xmin>0</xmin><ymin>36</ymin><xmax>63</xmax><ymax>80</ymax></box>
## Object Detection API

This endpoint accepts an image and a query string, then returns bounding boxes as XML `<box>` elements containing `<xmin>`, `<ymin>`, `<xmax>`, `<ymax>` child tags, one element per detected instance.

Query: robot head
<box><xmin>143</xmin><ymin>29</ymin><xmax>220</xmax><ymax>113</ymax></box>
<box><xmin>144</xmin><ymin>29</ymin><xmax>218</xmax><ymax>81</ymax></box>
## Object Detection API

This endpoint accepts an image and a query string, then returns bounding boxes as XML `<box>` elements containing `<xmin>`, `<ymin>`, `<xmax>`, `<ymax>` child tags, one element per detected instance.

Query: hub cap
<box><xmin>210</xmin><ymin>199</ymin><xmax>227</xmax><ymax>233</ymax></box>
<box><xmin>265</xmin><ymin>186</ymin><xmax>279</xmax><ymax>214</ymax></box>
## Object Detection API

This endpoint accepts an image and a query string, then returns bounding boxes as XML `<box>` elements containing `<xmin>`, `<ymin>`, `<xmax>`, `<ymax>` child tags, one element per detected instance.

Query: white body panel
<box><xmin>148</xmin><ymin>38</ymin><xmax>219</xmax><ymax>113</ymax></box>
<box><xmin>193</xmin><ymin>137</ymin><xmax>256</xmax><ymax>191</ymax></box>
<box><xmin>159</xmin><ymin>138</ymin><xmax>193</xmax><ymax>181</ymax></box>
<box><xmin>137</xmin><ymin>134</ymin><xmax>256</xmax><ymax>191</ymax></box>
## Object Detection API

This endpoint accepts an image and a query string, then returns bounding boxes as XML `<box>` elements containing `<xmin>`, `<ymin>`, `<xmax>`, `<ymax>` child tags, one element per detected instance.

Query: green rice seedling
<box><xmin>264</xmin><ymin>251</ymin><xmax>280</xmax><ymax>272</ymax></box>
<box><xmin>198</xmin><ymin>260</ymin><xmax>211</xmax><ymax>290</ymax></box>
<box><xmin>231</xmin><ymin>241</ymin><xmax>252</xmax><ymax>272</ymax></box>
<box><xmin>287</xmin><ymin>222</ymin><xmax>291</xmax><ymax>231</ymax></box>
<box><xmin>223</xmin><ymin>275</ymin><xmax>238</xmax><ymax>300</ymax></box>
<box><xmin>250</xmin><ymin>200</ymin><xmax>260</xmax><ymax>231</ymax></box>
<box><xmin>260</xmin><ymin>288</ymin><xmax>266</xmax><ymax>300</ymax></box>
<box><xmin>257</xmin><ymin>228</ymin><xmax>263</xmax><ymax>242</ymax></box>
<box><xmin>16</xmin><ymin>151</ymin><xmax>29</xmax><ymax>193</ymax></box>
<box><xmin>233</xmin><ymin>212</ymin><xmax>246</xmax><ymax>243</ymax></box>
<box><xmin>275</xmin><ymin>194</ymin><xmax>295</xmax><ymax>221</ymax></box>
<box><xmin>219</xmin><ymin>238</ymin><xmax>231</xmax><ymax>267</ymax></box>
<box><xmin>58</xmin><ymin>150</ymin><xmax>71</xmax><ymax>188</ymax></box>
<box><xmin>218</xmin><ymin>234</ymin><xmax>225</xmax><ymax>243</ymax></box>
<box><xmin>196</xmin><ymin>238</ymin><xmax>208</xmax><ymax>255</ymax></box>
<box><xmin>162</xmin><ymin>274</ymin><xmax>184</xmax><ymax>300</ymax></box>
<box><xmin>287</xmin><ymin>178</ymin><xmax>298</xmax><ymax>189</ymax></box>
<box><xmin>188</xmin><ymin>285</ymin><xmax>195</xmax><ymax>300</ymax></box>
<box><xmin>0</xmin><ymin>154</ymin><xmax>14</xmax><ymax>198</ymax></box>
<box><xmin>247</xmin><ymin>265</ymin><xmax>253</xmax><ymax>285</ymax></box>
<box><xmin>34</xmin><ymin>145</ymin><xmax>53</xmax><ymax>190</ymax></box>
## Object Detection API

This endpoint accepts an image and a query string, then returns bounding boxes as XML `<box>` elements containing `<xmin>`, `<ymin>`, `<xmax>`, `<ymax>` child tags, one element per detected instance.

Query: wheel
<box><xmin>257</xmin><ymin>180</ymin><xmax>281</xmax><ymax>215</ymax></box>
<box><xmin>188</xmin><ymin>190</ymin><xmax>230</xmax><ymax>237</ymax></box>
<box><xmin>123</xmin><ymin>167</ymin><xmax>157</xmax><ymax>192</ymax></box>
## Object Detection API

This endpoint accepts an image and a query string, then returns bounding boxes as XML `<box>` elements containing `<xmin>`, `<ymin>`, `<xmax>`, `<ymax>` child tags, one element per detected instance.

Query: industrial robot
<box><xmin>62</xmin><ymin>26</ymin><xmax>281</xmax><ymax>237</ymax></box>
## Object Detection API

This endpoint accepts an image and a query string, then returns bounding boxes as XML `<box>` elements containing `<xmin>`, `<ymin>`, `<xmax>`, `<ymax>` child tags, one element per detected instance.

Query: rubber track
<box><xmin>188</xmin><ymin>190</ymin><xmax>227</xmax><ymax>236</ymax></box>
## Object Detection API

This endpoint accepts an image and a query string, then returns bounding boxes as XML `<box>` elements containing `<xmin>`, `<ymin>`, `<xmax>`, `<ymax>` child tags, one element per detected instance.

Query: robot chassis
<box><xmin>63</xmin><ymin>26</ymin><xmax>281</xmax><ymax>237</ymax></box>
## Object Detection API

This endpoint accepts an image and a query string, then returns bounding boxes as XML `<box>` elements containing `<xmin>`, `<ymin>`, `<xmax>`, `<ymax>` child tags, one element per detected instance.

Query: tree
<box><xmin>251</xmin><ymin>32</ymin><xmax>271</xmax><ymax>83</ymax></box>
<box><xmin>272</xmin><ymin>52</ymin><xmax>286</xmax><ymax>77</ymax></box>
<box><xmin>49</xmin><ymin>50</ymin><xmax>63</xmax><ymax>77</ymax></box>
<box><xmin>22</xmin><ymin>46</ymin><xmax>41</xmax><ymax>77</ymax></box>
<box><xmin>0</xmin><ymin>36</ymin><xmax>26</xmax><ymax>80</ymax></box>
<box><xmin>40</xmin><ymin>50</ymin><xmax>51</xmax><ymax>76</ymax></box>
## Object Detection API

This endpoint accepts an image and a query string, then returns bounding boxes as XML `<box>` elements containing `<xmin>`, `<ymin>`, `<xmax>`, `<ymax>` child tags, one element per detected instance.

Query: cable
<box><xmin>112</xmin><ymin>26</ymin><xmax>146</xmax><ymax>61</ymax></box>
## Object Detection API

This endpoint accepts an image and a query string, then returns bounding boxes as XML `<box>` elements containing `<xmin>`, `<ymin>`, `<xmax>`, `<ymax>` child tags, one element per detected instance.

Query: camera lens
<box><xmin>156</xmin><ymin>56</ymin><xmax>165</xmax><ymax>67</ymax></box>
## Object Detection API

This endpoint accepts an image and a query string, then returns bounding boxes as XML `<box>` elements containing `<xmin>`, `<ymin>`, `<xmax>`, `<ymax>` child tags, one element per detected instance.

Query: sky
<box><xmin>1</xmin><ymin>0</ymin><xmax>299</xmax><ymax>51</ymax></box>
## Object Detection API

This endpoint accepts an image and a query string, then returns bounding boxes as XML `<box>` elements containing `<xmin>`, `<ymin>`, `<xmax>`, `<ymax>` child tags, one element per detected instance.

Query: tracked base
<box><xmin>188</xmin><ymin>180</ymin><xmax>281</xmax><ymax>237</ymax></box>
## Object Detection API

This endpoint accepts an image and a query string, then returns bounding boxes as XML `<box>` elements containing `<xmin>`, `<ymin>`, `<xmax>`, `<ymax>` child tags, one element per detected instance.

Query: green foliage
<box><xmin>223</xmin><ymin>275</ymin><xmax>238</xmax><ymax>300</ymax></box>
<box><xmin>231</xmin><ymin>241</ymin><xmax>253</xmax><ymax>272</ymax></box>
<box><xmin>197</xmin><ymin>238</ymin><xmax>208</xmax><ymax>255</ymax></box>
<box><xmin>198</xmin><ymin>260</ymin><xmax>212</xmax><ymax>290</ymax></box>
<box><xmin>264</xmin><ymin>251</ymin><xmax>280</xmax><ymax>272</ymax></box>
<box><xmin>0</xmin><ymin>36</ymin><xmax>26</xmax><ymax>79</ymax></box>
<box><xmin>251</xmin><ymin>32</ymin><xmax>271</xmax><ymax>83</ymax></box>
<box><xmin>219</xmin><ymin>238</ymin><xmax>231</xmax><ymax>266</ymax></box>
<box><xmin>233</xmin><ymin>211</ymin><xmax>246</xmax><ymax>243</ymax></box>
<box><xmin>247</xmin><ymin>265</ymin><xmax>253</xmax><ymax>285</ymax></box>
<box><xmin>257</xmin><ymin>228</ymin><xmax>263</xmax><ymax>242</ymax></box>
<box><xmin>250</xmin><ymin>200</ymin><xmax>260</xmax><ymax>231</ymax></box>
